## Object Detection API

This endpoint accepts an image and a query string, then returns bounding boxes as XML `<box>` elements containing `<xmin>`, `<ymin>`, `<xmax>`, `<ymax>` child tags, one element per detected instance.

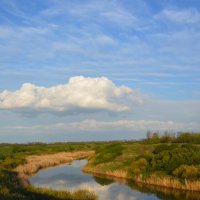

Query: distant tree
<box><xmin>151</xmin><ymin>132</ymin><xmax>160</xmax><ymax>143</ymax></box>
<box><xmin>146</xmin><ymin>130</ymin><xmax>151</xmax><ymax>141</ymax></box>
<box><xmin>160</xmin><ymin>131</ymin><xmax>174</xmax><ymax>143</ymax></box>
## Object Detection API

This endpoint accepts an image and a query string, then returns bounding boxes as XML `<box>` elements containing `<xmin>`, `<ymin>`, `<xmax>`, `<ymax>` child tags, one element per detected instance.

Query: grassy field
<box><xmin>0</xmin><ymin>133</ymin><xmax>200</xmax><ymax>199</ymax></box>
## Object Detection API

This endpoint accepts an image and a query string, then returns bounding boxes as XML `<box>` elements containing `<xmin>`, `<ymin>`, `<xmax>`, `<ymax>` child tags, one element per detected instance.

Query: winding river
<box><xmin>29</xmin><ymin>160</ymin><xmax>199</xmax><ymax>200</ymax></box>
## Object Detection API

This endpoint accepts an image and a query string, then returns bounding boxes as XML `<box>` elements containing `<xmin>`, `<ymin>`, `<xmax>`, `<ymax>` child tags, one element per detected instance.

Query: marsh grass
<box><xmin>1</xmin><ymin>137</ymin><xmax>200</xmax><ymax>199</ymax></box>
<box><xmin>134</xmin><ymin>174</ymin><xmax>200</xmax><ymax>192</ymax></box>
<box><xmin>26</xmin><ymin>186</ymin><xmax>97</xmax><ymax>200</ymax></box>
<box><xmin>129</xmin><ymin>180</ymin><xmax>200</xmax><ymax>200</ymax></box>
<box><xmin>15</xmin><ymin>151</ymin><xmax>94</xmax><ymax>184</ymax></box>
<box><xmin>84</xmin><ymin>142</ymin><xmax>200</xmax><ymax>192</ymax></box>
<box><xmin>0</xmin><ymin>143</ymin><xmax>97</xmax><ymax>200</ymax></box>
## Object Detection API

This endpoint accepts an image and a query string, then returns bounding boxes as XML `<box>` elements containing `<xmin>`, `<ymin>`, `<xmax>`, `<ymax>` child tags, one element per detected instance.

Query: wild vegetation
<box><xmin>1</xmin><ymin>132</ymin><xmax>200</xmax><ymax>199</ymax></box>
<box><xmin>84</xmin><ymin>133</ymin><xmax>200</xmax><ymax>191</ymax></box>
<box><xmin>0</xmin><ymin>142</ymin><xmax>97</xmax><ymax>200</ymax></box>
<box><xmin>144</xmin><ymin>131</ymin><xmax>200</xmax><ymax>144</ymax></box>
<box><xmin>15</xmin><ymin>151</ymin><xmax>94</xmax><ymax>187</ymax></box>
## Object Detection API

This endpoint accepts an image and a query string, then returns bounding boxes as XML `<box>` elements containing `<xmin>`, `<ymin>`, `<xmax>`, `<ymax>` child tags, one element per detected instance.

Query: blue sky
<box><xmin>0</xmin><ymin>0</ymin><xmax>200</xmax><ymax>142</ymax></box>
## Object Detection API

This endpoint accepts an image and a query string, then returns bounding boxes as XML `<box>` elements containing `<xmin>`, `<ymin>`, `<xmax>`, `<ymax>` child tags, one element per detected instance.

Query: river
<box><xmin>29</xmin><ymin>159</ymin><xmax>199</xmax><ymax>200</ymax></box>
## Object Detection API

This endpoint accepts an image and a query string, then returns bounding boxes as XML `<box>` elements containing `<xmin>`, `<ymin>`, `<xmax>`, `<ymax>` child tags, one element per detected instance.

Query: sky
<box><xmin>0</xmin><ymin>0</ymin><xmax>200</xmax><ymax>143</ymax></box>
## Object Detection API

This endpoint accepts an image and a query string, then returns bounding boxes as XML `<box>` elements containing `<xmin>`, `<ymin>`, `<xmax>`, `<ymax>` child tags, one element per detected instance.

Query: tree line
<box><xmin>144</xmin><ymin>131</ymin><xmax>200</xmax><ymax>144</ymax></box>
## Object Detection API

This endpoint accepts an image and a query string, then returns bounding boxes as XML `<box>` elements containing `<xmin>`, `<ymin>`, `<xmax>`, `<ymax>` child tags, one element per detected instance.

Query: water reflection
<box><xmin>30</xmin><ymin>160</ymin><xmax>199</xmax><ymax>200</ymax></box>
<box><xmin>93</xmin><ymin>176</ymin><xmax>114</xmax><ymax>186</ymax></box>
<box><xmin>129</xmin><ymin>181</ymin><xmax>200</xmax><ymax>200</ymax></box>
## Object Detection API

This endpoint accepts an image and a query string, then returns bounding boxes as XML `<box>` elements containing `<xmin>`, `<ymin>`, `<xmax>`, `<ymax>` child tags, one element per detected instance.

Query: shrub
<box><xmin>93</xmin><ymin>143</ymin><xmax>124</xmax><ymax>164</ymax></box>
<box><xmin>173</xmin><ymin>165</ymin><xmax>199</xmax><ymax>180</ymax></box>
<box><xmin>132</xmin><ymin>144</ymin><xmax>200</xmax><ymax>178</ymax></box>
<box><xmin>129</xmin><ymin>158</ymin><xmax>148</xmax><ymax>176</ymax></box>
<box><xmin>153</xmin><ymin>144</ymin><xmax>169</xmax><ymax>154</ymax></box>
<box><xmin>149</xmin><ymin>144</ymin><xmax>200</xmax><ymax>174</ymax></box>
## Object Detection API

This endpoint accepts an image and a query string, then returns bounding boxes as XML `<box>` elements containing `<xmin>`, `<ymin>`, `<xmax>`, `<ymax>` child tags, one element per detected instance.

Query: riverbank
<box><xmin>83</xmin><ymin>164</ymin><xmax>128</xmax><ymax>179</ymax></box>
<box><xmin>14</xmin><ymin>142</ymin><xmax>200</xmax><ymax>192</ymax></box>
<box><xmin>14</xmin><ymin>150</ymin><xmax>94</xmax><ymax>187</ymax></box>
<box><xmin>84</xmin><ymin>165</ymin><xmax>200</xmax><ymax>192</ymax></box>
<box><xmin>0</xmin><ymin>142</ymin><xmax>98</xmax><ymax>199</ymax></box>
<box><xmin>83</xmin><ymin>142</ymin><xmax>200</xmax><ymax>192</ymax></box>
<box><xmin>1</xmin><ymin>136</ymin><xmax>200</xmax><ymax>199</ymax></box>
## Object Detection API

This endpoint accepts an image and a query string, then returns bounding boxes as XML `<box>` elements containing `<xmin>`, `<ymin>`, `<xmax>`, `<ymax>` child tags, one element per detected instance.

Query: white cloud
<box><xmin>0</xmin><ymin>76</ymin><xmax>143</xmax><ymax>113</ymax></box>
<box><xmin>95</xmin><ymin>35</ymin><xmax>116</xmax><ymax>45</ymax></box>
<box><xmin>67</xmin><ymin>119</ymin><xmax>200</xmax><ymax>132</ymax></box>
<box><xmin>155</xmin><ymin>9</ymin><xmax>200</xmax><ymax>24</ymax></box>
<box><xmin>3</xmin><ymin>119</ymin><xmax>200</xmax><ymax>133</ymax></box>
<box><xmin>101</xmin><ymin>10</ymin><xmax>136</xmax><ymax>26</ymax></box>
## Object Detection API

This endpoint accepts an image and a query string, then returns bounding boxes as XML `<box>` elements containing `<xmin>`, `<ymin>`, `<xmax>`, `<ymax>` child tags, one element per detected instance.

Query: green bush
<box><xmin>129</xmin><ymin>158</ymin><xmax>148</xmax><ymax>176</ymax></box>
<box><xmin>153</xmin><ymin>144</ymin><xmax>170</xmax><ymax>154</ymax></box>
<box><xmin>173</xmin><ymin>165</ymin><xmax>199</xmax><ymax>180</ymax></box>
<box><xmin>93</xmin><ymin>143</ymin><xmax>124</xmax><ymax>164</ymax></box>
<box><xmin>150</xmin><ymin>145</ymin><xmax>200</xmax><ymax>173</ymax></box>
<box><xmin>130</xmin><ymin>144</ymin><xmax>200</xmax><ymax>179</ymax></box>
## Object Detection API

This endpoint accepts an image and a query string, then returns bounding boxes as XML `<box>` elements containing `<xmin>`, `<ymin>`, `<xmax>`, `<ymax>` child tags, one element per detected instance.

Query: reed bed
<box><xmin>27</xmin><ymin>186</ymin><xmax>97</xmax><ymax>200</ymax></box>
<box><xmin>83</xmin><ymin>165</ymin><xmax>128</xmax><ymax>179</ymax></box>
<box><xmin>84</xmin><ymin>164</ymin><xmax>200</xmax><ymax>192</ymax></box>
<box><xmin>15</xmin><ymin>150</ymin><xmax>94</xmax><ymax>186</ymax></box>
<box><xmin>134</xmin><ymin>174</ymin><xmax>200</xmax><ymax>192</ymax></box>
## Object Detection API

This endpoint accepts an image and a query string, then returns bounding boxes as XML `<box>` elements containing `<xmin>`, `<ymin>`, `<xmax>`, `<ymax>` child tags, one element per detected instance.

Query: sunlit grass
<box><xmin>1</xmin><ymin>133</ymin><xmax>200</xmax><ymax>199</ymax></box>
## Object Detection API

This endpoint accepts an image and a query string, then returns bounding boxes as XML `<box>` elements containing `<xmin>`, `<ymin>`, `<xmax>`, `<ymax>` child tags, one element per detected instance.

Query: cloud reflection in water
<box><xmin>30</xmin><ymin>160</ymin><xmax>158</xmax><ymax>200</ymax></box>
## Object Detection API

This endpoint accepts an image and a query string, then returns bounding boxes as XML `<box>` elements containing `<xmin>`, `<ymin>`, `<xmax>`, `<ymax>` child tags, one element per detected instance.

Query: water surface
<box><xmin>30</xmin><ymin>160</ymin><xmax>199</xmax><ymax>200</ymax></box>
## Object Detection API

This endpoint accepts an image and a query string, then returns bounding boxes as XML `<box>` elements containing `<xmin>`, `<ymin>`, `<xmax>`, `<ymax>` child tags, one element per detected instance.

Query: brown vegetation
<box><xmin>84</xmin><ymin>164</ymin><xmax>200</xmax><ymax>192</ymax></box>
<box><xmin>83</xmin><ymin>164</ymin><xmax>128</xmax><ymax>179</ymax></box>
<box><xmin>15</xmin><ymin>150</ymin><xmax>94</xmax><ymax>186</ymax></box>
<box><xmin>134</xmin><ymin>174</ymin><xmax>200</xmax><ymax>192</ymax></box>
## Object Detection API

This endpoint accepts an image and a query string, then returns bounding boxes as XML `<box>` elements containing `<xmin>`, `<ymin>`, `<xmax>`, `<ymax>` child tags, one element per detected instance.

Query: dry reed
<box><xmin>84</xmin><ymin>165</ymin><xmax>200</xmax><ymax>192</ymax></box>
<box><xmin>134</xmin><ymin>175</ymin><xmax>200</xmax><ymax>192</ymax></box>
<box><xmin>15</xmin><ymin>150</ymin><xmax>94</xmax><ymax>186</ymax></box>
<box><xmin>83</xmin><ymin>165</ymin><xmax>128</xmax><ymax>179</ymax></box>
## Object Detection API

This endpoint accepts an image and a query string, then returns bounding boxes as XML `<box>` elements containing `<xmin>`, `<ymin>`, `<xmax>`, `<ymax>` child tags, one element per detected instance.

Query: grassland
<box><xmin>1</xmin><ymin>133</ymin><xmax>200</xmax><ymax>199</ymax></box>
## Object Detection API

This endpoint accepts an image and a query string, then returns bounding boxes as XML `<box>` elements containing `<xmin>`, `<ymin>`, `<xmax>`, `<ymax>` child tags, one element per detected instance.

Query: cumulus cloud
<box><xmin>0</xmin><ymin>76</ymin><xmax>143</xmax><ymax>113</ymax></box>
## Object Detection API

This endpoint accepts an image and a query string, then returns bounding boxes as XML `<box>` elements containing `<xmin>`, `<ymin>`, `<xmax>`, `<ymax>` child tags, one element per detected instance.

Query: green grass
<box><xmin>93</xmin><ymin>142</ymin><xmax>124</xmax><ymax>164</ymax></box>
